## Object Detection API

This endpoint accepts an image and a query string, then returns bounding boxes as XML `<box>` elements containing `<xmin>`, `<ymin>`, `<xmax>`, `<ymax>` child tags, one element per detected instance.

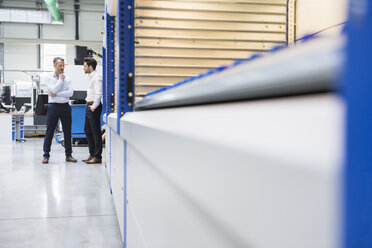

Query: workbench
<box><xmin>0</xmin><ymin>113</ymin><xmax>33</xmax><ymax>143</ymax></box>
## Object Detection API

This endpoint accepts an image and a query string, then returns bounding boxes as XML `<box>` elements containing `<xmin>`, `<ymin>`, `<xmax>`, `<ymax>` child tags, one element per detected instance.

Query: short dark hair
<box><xmin>53</xmin><ymin>57</ymin><xmax>64</xmax><ymax>64</ymax></box>
<box><xmin>84</xmin><ymin>57</ymin><xmax>97</xmax><ymax>70</ymax></box>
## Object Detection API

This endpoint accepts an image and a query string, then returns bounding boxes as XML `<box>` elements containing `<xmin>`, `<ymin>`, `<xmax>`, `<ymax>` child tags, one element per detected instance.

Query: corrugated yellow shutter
<box><xmin>134</xmin><ymin>0</ymin><xmax>288</xmax><ymax>99</ymax></box>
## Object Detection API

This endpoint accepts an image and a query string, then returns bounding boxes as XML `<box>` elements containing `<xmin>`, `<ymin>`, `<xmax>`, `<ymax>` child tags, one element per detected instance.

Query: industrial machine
<box><xmin>0</xmin><ymin>84</ymin><xmax>16</xmax><ymax>113</ymax></box>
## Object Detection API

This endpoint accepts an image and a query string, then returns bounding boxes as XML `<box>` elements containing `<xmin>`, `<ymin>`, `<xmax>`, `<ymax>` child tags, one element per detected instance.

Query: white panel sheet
<box><xmin>120</xmin><ymin>94</ymin><xmax>343</xmax><ymax>248</ymax></box>
<box><xmin>79</xmin><ymin>12</ymin><xmax>105</xmax><ymax>42</ymax></box>
<box><xmin>296</xmin><ymin>0</ymin><xmax>348</xmax><ymax>39</ymax></box>
<box><xmin>110</xmin><ymin>129</ymin><xmax>125</xmax><ymax>242</ymax></box>
<box><xmin>0</xmin><ymin>115</ymin><xmax>13</xmax><ymax>144</ymax></box>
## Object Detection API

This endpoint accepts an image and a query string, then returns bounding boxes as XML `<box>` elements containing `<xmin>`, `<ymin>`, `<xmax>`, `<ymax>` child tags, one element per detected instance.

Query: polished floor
<box><xmin>0</xmin><ymin>138</ymin><xmax>122</xmax><ymax>248</ymax></box>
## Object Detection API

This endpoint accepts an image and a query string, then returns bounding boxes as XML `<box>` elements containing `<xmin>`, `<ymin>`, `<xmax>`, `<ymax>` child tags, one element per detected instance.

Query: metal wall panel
<box><xmin>134</xmin><ymin>0</ymin><xmax>288</xmax><ymax>99</ymax></box>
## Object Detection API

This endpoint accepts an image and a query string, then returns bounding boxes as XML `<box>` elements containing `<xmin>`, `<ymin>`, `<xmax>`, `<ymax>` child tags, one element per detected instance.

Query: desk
<box><xmin>0</xmin><ymin>113</ymin><xmax>33</xmax><ymax>143</ymax></box>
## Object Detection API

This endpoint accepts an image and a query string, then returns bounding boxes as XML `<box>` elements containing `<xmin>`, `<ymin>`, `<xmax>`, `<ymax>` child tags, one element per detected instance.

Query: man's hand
<box><xmin>90</xmin><ymin>106</ymin><xmax>95</xmax><ymax>112</ymax></box>
<box><xmin>49</xmin><ymin>92</ymin><xmax>57</xmax><ymax>97</ymax></box>
<box><xmin>59</xmin><ymin>73</ymin><xmax>65</xmax><ymax>80</ymax></box>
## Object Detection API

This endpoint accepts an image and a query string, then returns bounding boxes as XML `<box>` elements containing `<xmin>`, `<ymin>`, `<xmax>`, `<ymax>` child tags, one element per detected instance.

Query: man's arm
<box><xmin>91</xmin><ymin>74</ymin><xmax>103</xmax><ymax>110</ymax></box>
<box><xmin>46</xmin><ymin>75</ymin><xmax>64</xmax><ymax>94</ymax></box>
<box><xmin>56</xmin><ymin>77</ymin><xmax>74</xmax><ymax>98</ymax></box>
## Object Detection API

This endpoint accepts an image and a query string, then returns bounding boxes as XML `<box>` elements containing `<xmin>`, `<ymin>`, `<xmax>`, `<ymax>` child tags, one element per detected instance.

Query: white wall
<box><xmin>42</xmin><ymin>13</ymin><xmax>76</xmax><ymax>40</ymax></box>
<box><xmin>64</xmin><ymin>65</ymin><xmax>103</xmax><ymax>91</ymax></box>
<box><xmin>1</xmin><ymin>1</ymin><xmax>104</xmax><ymax>84</ymax></box>
<box><xmin>66</xmin><ymin>45</ymin><xmax>77</xmax><ymax>66</ymax></box>
<box><xmin>80</xmin><ymin>12</ymin><xmax>105</xmax><ymax>41</ymax></box>
<box><xmin>296</xmin><ymin>0</ymin><xmax>348</xmax><ymax>39</ymax></box>
<box><xmin>4</xmin><ymin>43</ymin><xmax>38</xmax><ymax>82</ymax></box>
<box><xmin>3</xmin><ymin>23</ymin><xmax>38</xmax><ymax>38</ymax></box>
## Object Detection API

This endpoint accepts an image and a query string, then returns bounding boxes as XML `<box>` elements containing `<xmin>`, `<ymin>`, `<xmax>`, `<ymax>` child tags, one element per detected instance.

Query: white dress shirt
<box><xmin>47</xmin><ymin>73</ymin><xmax>73</xmax><ymax>103</ymax></box>
<box><xmin>85</xmin><ymin>70</ymin><xmax>103</xmax><ymax>109</ymax></box>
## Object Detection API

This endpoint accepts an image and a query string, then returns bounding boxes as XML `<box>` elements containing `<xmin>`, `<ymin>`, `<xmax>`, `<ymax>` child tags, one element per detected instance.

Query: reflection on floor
<box><xmin>0</xmin><ymin>138</ymin><xmax>122</xmax><ymax>248</ymax></box>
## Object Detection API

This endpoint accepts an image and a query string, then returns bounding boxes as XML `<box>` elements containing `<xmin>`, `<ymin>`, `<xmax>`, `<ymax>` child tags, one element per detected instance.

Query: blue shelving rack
<box><xmin>105</xmin><ymin>11</ymin><xmax>116</xmax><ymax>118</ymax></box>
<box><xmin>116</xmin><ymin>0</ymin><xmax>135</xmax><ymax>135</ymax></box>
<box><xmin>344</xmin><ymin>0</ymin><xmax>372</xmax><ymax>247</ymax></box>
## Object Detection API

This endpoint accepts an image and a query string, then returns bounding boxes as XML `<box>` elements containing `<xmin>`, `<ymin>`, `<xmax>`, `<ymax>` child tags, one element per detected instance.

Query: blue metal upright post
<box><xmin>102</xmin><ymin>44</ymin><xmax>107</xmax><ymax>115</ymax></box>
<box><xmin>117</xmin><ymin>3</ymin><xmax>134</xmax><ymax>247</ymax></box>
<box><xmin>106</xmin><ymin>11</ymin><xmax>116</xmax><ymax>117</ymax></box>
<box><xmin>105</xmin><ymin>9</ymin><xmax>115</xmax><ymax>196</ymax></box>
<box><xmin>344</xmin><ymin>0</ymin><xmax>372</xmax><ymax>247</ymax></box>
<box><xmin>116</xmin><ymin>0</ymin><xmax>135</xmax><ymax>134</ymax></box>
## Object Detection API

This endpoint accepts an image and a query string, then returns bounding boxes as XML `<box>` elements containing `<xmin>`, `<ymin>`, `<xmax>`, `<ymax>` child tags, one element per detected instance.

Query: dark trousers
<box><xmin>84</xmin><ymin>103</ymin><xmax>102</xmax><ymax>159</ymax></box>
<box><xmin>43</xmin><ymin>103</ymin><xmax>72</xmax><ymax>158</ymax></box>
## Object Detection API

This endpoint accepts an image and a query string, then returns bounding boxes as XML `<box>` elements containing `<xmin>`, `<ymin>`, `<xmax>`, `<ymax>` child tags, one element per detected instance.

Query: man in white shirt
<box><xmin>42</xmin><ymin>57</ymin><xmax>77</xmax><ymax>164</ymax></box>
<box><xmin>82</xmin><ymin>57</ymin><xmax>103</xmax><ymax>164</ymax></box>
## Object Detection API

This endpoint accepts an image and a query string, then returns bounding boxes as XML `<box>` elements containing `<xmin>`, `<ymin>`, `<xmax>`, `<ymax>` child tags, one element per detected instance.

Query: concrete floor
<box><xmin>0</xmin><ymin>138</ymin><xmax>122</xmax><ymax>248</ymax></box>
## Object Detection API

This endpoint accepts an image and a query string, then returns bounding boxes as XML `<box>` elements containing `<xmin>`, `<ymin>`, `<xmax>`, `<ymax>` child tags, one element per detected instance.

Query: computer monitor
<box><xmin>2</xmin><ymin>86</ymin><xmax>12</xmax><ymax>105</ymax></box>
<box><xmin>35</xmin><ymin>94</ymin><xmax>48</xmax><ymax>115</ymax></box>
<box><xmin>71</xmin><ymin>90</ymin><xmax>87</xmax><ymax>104</ymax></box>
